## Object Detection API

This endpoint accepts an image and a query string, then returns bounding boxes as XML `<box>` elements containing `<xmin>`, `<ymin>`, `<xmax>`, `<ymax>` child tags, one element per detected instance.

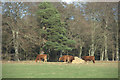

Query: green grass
<box><xmin>2</xmin><ymin>61</ymin><xmax>118</xmax><ymax>78</ymax></box>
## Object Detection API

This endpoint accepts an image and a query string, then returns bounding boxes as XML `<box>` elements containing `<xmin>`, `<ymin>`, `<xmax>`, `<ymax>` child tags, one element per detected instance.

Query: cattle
<box><xmin>35</xmin><ymin>54</ymin><xmax>47</xmax><ymax>62</ymax></box>
<box><xmin>59</xmin><ymin>55</ymin><xmax>74</xmax><ymax>63</ymax></box>
<box><xmin>82</xmin><ymin>56</ymin><xmax>95</xmax><ymax>63</ymax></box>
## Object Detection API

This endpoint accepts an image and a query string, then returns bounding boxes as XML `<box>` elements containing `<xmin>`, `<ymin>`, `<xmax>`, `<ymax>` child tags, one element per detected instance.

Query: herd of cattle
<box><xmin>35</xmin><ymin>54</ymin><xmax>95</xmax><ymax>63</ymax></box>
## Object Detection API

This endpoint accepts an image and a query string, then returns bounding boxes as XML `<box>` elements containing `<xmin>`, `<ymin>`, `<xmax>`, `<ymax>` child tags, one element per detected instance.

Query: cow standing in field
<box><xmin>59</xmin><ymin>55</ymin><xmax>74</xmax><ymax>63</ymax></box>
<box><xmin>35</xmin><ymin>54</ymin><xmax>47</xmax><ymax>62</ymax></box>
<box><xmin>82</xmin><ymin>56</ymin><xmax>95</xmax><ymax>63</ymax></box>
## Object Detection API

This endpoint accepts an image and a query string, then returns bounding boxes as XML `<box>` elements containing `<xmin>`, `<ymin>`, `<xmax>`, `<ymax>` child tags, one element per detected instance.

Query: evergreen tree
<box><xmin>36</xmin><ymin>2</ymin><xmax>76</xmax><ymax>56</ymax></box>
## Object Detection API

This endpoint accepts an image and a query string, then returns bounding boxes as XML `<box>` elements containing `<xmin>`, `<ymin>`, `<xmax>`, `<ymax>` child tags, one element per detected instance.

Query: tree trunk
<box><xmin>39</xmin><ymin>26</ymin><xmax>47</xmax><ymax>54</ymax></box>
<box><xmin>100</xmin><ymin>50</ymin><xmax>104</xmax><ymax>61</ymax></box>
<box><xmin>0</xmin><ymin>26</ymin><xmax>1</xmax><ymax>61</ymax></box>
<box><xmin>112</xmin><ymin>51</ymin><xmax>115</xmax><ymax>61</ymax></box>
<box><xmin>88</xmin><ymin>48</ymin><xmax>91</xmax><ymax>56</ymax></box>
<box><xmin>91</xmin><ymin>22</ymin><xmax>95</xmax><ymax>56</ymax></box>
<box><xmin>79</xmin><ymin>46</ymin><xmax>82</xmax><ymax>58</ymax></box>
<box><xmin>15</xmin><ymin>31</ymin><xmax>19</xmax><ymax>61</ymax></box>
<box><xmin>116</xmin><ymin>21</ymin><xmax>119</xmax><ymax>61</ymax></box>
<box><xmin>39</xmin><ymin>44</ymin><xmax>42</xmax><ymax>54</ymax></box>
<box><xmin>13</xmin><ymin>30</ymin><xmax>19</xmax><ymax>61</ymax></box>
<box><xmin>91</xmin><ymin>44</ymin><xmax>94</xmax><ymax>56</ymax></box>
<box><xmin>104</xmin><ymin>21</ymin><xmax>108</xmax><ymax>61</ymax></box>
<box><xmin>104</xmin><ymin>35</ymin><xmax>108</xmax><ymax>61</ymax></box>
<box><xmin>100</xmin><ymin>48</ymin><xmax>104</xmax><ymax>61</ymax></box>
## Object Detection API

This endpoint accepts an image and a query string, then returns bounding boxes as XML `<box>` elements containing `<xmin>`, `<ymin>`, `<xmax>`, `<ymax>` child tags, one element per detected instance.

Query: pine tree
<box><xmin>36</xmin><ymin>2</ymin><xmax>76</xmax><ymax>55</ymax></box>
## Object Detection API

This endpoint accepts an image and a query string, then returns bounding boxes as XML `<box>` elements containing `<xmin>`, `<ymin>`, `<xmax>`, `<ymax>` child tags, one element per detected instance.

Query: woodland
<box><xmin>2</xmin><ymin>2</ymin><xmax>120</xmax><ymax>61</ymax></box>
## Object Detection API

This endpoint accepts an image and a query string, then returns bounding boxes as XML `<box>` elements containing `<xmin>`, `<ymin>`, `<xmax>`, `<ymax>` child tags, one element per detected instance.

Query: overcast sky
<box><xmin>62</xmin><ymin>0</ymin><xmax>73</xmax><ymax>3</ymax></box>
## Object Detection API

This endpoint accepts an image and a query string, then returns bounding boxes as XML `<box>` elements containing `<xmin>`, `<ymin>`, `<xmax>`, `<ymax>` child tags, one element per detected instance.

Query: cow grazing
<box><xmin>82</xmin><ymin>56</ymin><xmax>95</xmax><ymax>63</ymax></box>
<box><xmin>35</xmin><ymin>54</ymin><xmax>47</xmax><ymax>62</ymax></box>
<box><xmin>59</xmin><ymin>55</ymin><xmax>74</xmax><ymax>63</ymax></box>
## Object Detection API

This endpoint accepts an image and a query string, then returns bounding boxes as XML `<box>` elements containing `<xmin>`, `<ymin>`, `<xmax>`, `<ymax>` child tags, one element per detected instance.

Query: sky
<box><xmin>62</xmin><ymin>0</ymin><xmax>73</xmax><ymax>3</ymax></box>
<box><xmin>61</xmin><ymin>0</ymin><xmax>87</xmax><ymax>4</ymax></box>
<box><xmin>62</xmin><ymin>0</ymin><xmax>119</xmax><ymax>3</ymax></box>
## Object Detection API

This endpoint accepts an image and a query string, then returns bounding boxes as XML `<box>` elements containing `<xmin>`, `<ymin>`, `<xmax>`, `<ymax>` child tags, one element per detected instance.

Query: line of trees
<box><xmin>2</xmin><ymin>2</ymin><xmax>119</xmax><ymax>61</ymax></box>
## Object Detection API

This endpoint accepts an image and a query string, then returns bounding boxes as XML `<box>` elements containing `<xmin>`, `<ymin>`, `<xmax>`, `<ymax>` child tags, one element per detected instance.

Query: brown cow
<box><xmin>35</xmin><ymin>54</ymin><xmax>47</xmax><ymax>62</ymax></box>
<box><xmin>82</xmin><ymin>56</ymin><xmax>95</xmax><ymax>63</ymax></box>
<box><xmin>59</xmin><ymin>55</ymin><xmax>74</xmax><ymax>63</ymax></box>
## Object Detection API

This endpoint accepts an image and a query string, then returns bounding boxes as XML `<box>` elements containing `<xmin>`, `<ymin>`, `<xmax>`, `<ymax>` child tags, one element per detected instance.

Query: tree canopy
<box><xmin>2</xmin><ymin>2</ymin><xmax>119</xmax><ymax>61</ymax></box>
<box><xmin>36</xmin><ymin>2</ymin><xmax>76</xmax><ymax>53</ymax></box>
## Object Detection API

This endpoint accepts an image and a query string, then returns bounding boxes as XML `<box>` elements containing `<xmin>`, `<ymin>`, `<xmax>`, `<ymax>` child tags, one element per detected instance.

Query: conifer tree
<box><xmin>36</xmin><ymin>2</ymin><xmax>76</xmax><ymax>55</ymax></box>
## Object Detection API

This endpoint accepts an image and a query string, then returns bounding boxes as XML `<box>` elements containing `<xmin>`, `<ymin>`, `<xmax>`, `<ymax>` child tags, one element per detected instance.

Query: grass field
<box><xmin>2</xmin><ymin>61</ymin><xmax>118</xmax><ymax>78</ymax></box>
